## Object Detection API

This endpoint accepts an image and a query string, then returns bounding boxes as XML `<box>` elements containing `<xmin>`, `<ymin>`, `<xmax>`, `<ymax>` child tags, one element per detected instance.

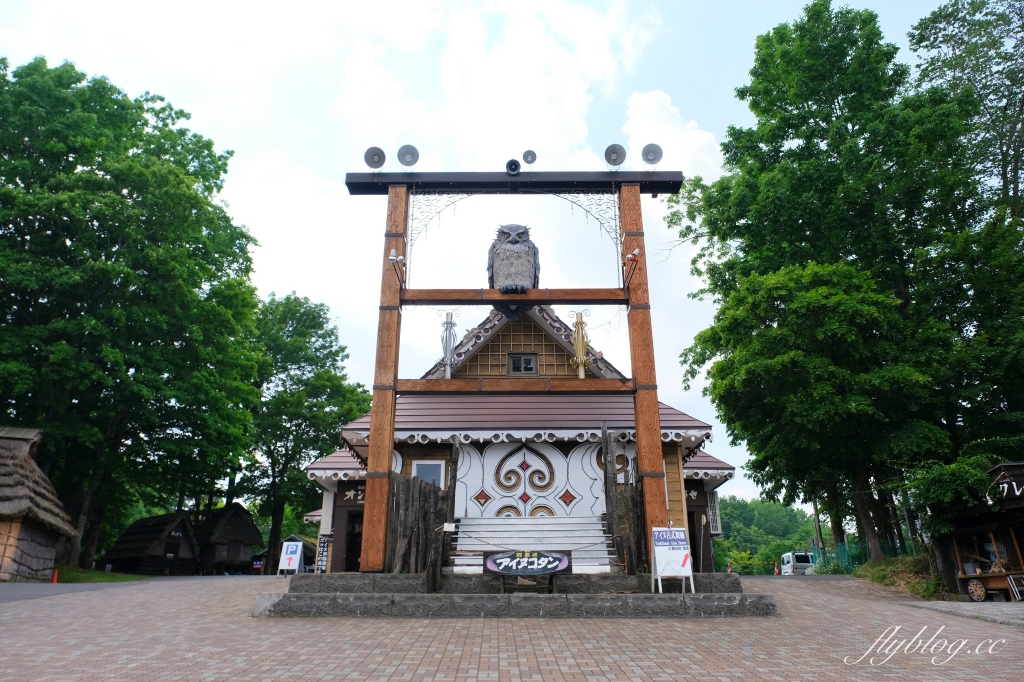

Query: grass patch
<box><xmin>53</xmin><ymin>564</ymin><xmax>151</xmax><ymax>583</ymax></box>
<box><xmin>851</xmin><ymin>554</ymin><xmax>944</xmax><ymax>599</ymax></box>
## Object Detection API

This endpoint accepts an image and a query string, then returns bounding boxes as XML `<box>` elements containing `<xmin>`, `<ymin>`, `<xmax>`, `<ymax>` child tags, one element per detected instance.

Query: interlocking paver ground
<box><xmin>0</xmin><ymin>574</ymin><xmax>1018</xmax><ymax>681</ymax></box>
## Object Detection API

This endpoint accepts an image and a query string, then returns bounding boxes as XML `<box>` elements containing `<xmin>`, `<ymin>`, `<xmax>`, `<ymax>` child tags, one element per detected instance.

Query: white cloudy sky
<box><xmin>1</xmin><ymin>0</ymin><xmax>942</xmax><ymax>501</ymax></box>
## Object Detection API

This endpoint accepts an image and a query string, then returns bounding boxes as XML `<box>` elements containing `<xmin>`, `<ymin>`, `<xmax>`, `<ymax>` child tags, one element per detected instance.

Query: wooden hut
<box><xmin>107</xmin><ymin>512</ymin><xmax>199</xmax><ymax>576</ymax></box>
<box><xmin>194</xmin><ymin>502</ymin><xmax>264</xmax><ymax>574</ymax></box>
<box><xmin>0</xmin><ymin>427</ymin><xmax>78</xmax><ymax>582</ymax></box>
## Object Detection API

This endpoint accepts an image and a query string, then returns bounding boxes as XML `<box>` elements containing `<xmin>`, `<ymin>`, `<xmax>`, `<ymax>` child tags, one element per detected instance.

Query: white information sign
<box><xmin>277</xmin><ymin>541</ymin><xmax>303</xmax><ymax>574</ymax></box>
<box><xmin>651</xmin><ymin>527</ymin><xmax>694</xmax><ymax>594</ymax></box>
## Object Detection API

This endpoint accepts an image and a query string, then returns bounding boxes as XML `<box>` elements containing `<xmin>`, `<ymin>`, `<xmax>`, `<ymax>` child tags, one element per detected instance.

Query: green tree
<box><xmin>241</xmin><ymin>293</ymin><xmax>370</xmax><ymax>570</ymax></box>
<box><xmin>0</xmin><ymin>58</ymin><xmax>259</xmax><ymax>565</ymax></box>
<box><xmin>910</xmin><ymin>0</ymin><xmax>1024</xmax><ymax>216</ymax></box>
<box><xmin>667</xmin><ymin>0</ymin><xmax>979</xmax><ymax>561</ymax></box>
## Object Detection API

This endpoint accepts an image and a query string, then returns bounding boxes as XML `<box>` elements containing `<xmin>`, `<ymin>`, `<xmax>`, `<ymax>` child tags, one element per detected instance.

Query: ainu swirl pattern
<box><xmin>494</xmin><ymin>446</ymin><xmax>555</xmax><ymax>493</ymax></box>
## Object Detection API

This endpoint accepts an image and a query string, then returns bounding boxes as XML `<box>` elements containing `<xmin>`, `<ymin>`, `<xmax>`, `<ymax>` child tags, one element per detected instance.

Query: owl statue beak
<box><xmin>509</xmin><ymin>237</ymin><xmax>519</xmax><ymax>244</ymax></box>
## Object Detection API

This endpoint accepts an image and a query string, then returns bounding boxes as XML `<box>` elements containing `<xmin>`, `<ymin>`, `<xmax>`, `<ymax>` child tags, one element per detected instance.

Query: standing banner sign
<box><xmin>651</xmin><ymin>527</ymin><xmax>694</xmax><ymax>594</ymax></box>
<box><xmin>278</xmin><ymin>541</ymin><xmax>303</xmax><ymax>575</ymax></box>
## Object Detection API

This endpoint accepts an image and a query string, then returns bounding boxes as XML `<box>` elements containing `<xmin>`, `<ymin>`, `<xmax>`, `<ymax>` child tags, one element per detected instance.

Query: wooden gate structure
<box><xmin>345</xmin><ymin>170</ymin><xmax>684</xmax><ymax>572</ymax></box>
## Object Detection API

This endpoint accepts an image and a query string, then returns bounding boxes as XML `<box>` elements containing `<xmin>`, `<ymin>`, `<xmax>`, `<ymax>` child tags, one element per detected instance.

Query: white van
<box><xmin>781</xmin><ymin>552</ymin><xmax>814</xmax><ymax>575</ymax></box>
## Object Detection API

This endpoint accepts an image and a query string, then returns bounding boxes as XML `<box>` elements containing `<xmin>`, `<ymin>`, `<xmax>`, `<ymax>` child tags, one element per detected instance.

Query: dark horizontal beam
<box><xmin>396</xmin><ymin>378</ymin><xmax>635</xmax><ymax>393</ymax></box>
<box><xmin>400</xmin><ymin>288</ymin><xmax>627</xmax><ymax>306</ymax></box>
<box><xmin>345</xmin><ymin>171</ymin><xmax>683</xmax><ymax>196</ymax></box>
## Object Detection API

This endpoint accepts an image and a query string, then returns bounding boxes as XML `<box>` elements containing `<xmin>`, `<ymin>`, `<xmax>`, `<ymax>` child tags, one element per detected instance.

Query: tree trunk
<box><xmin>882</xmin><ymin>489</ymin><xmax>907</xmax><ymax>554</ymax></box>
<box><xmin>851</xmin><ymin>460</ymin><xmax>886</xmax><ymax>562</ymax></box>
<box><xmin>225</xmin><ymin>466</ymin><xmax>237</xmax><ymax>506</ymax></box>
<box><xmin>823</xmin><ymin>481</ymin><xmax>846</xmax><ymax>546</ymax></box>
<box><xmin>69</xmin><ymin>456</ymin><xmax>105</xmax><ymax>568</ymax></box>
<box><xmin>268</xmin><ymin>498</ymin><xmax>285</xmax><ymax>573</ymax></box>
<box><xmin>82</xmin><ymin>505</ymin><xmax>104</xmax><ymax>569</ymax></box>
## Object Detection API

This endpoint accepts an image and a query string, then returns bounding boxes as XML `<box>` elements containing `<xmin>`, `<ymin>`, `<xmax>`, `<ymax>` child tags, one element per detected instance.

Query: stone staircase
<box><xmin>450</xmin><ymin>515</ymin><xmax>618</xmax><ymax>574</ymax></box>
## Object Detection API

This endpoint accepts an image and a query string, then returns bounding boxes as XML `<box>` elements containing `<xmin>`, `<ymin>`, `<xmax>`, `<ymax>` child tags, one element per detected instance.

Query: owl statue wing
<box><xmin>487</xmin><ymin>241</ymin><xmax>496</xmax><ymax>289</ymax></box>
<box><xmin>532</xmin><ymin>241</ymin><xmax>540</xmax><ymax>288</ymax></box>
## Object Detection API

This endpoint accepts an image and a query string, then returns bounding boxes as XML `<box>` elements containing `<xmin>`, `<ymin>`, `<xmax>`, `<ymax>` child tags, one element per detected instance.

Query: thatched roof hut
<box><xmin>107</xmin><ymin>512</ymin><xmax>199</xmax><ymax>576</ymax></box>
<box><xmin>0</xmin><ymin>427</ymin><xmax>77</xmax><ymax>582</ymax></box>
<box><xmin>194</xmin><ymin>502</ymin><xmax>264</xmax><ymax>574</ymax></box>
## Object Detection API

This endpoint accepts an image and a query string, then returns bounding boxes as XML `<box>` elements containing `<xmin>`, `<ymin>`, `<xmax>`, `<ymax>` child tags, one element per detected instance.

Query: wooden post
<box><xmin>360</xmin><ymin>184</ymin><xmax>409</xmax><ymax>572</ymax></box>
<box><xmin>620</xmin><ymin>183</ymin><xmax>668</xmax><ymax>542</ymax></box>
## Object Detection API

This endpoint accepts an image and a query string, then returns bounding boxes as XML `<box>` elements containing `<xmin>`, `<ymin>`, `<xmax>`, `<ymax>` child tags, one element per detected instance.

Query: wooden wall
<box><xmin>395</xmin><ymin>442</ymin><xmax>451</xmax><ymax>479</ymax></box>
<box><xmin>663</xmin><ymin>445</ymin><xmax>686</xmax><ymax>530</ymax></box>
<box><xmin>453</xmin><ymin>317</ymin><xmax>596</xmax><ymax>378</ymax></box>
<box><xmin>0</xmin><ymin>517</ymin><xmax>59</xmax><ymax>582</ymax></box>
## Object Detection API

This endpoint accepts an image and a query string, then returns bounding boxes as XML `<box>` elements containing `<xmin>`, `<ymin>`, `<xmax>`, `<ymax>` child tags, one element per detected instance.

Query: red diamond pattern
<box><xmin>519</xmin><ymin>492</ymin><xmax>531</xmax><ymax>503</ymax></box>
<box><xmin>518</xmin><ymin>460</ymin><xmax>531</xmax><ymax>472</ymax></box>
<box><xmin>474</xmin><ymin>489</ymin><xmax>492</xmax><ymax>506</ymax></box>
<box><xmin>559</xmin><ymin>489</ymin><xmax>577</xmax><ymax>506</ymax></box>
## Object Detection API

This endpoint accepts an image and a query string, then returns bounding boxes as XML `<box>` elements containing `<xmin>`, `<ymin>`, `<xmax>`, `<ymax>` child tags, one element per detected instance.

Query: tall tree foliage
<box><xmin>240</xmin><ymin>293</ymin><xmax>370</xmax><ymax>570</ymax></box>
<box><xmin>0</xmin><ymin>58</ymin><xmax>260</xmax><ymax>564</ymax></box>
<box><xmin>911</xmin><ymin>0</ymin><xmax>1024</xmax><ymax>216</ymax></box>
<box><xmin>903</xmin><ymin>1</ymin><xmax>1024</xmax><ymax>529</ymax></box>
<box><xmin>669</xmin><ymin>1</ymin><xmax>979</xmax><ymax>560</ymax></box>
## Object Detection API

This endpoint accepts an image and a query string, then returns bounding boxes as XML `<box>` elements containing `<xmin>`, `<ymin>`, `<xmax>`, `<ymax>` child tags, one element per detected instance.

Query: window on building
<box><xmin>507</xmin><ymin>353</ymin><xmax>539</xmax><ymax>376</ymax></box>
<box><xmin>412</xmin><ymin>461</ymin><xmax>445</xmax><ymax>488</ymax></box>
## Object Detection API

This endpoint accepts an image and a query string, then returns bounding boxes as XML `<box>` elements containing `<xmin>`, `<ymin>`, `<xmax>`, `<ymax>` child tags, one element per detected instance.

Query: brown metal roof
<box><xmin>684</xmin><ymin>450</ymin><xmax>735</xmax><ymax>471</ymax></box>
<box><xmin>305</xmin><ymin>447</ymin><xmax>366</xmax><ymax>471</ymax></box>
<box><xmin>342</xmin><ymin>394</ymin><xmax>711</xmax><ymax>433</ymax></box>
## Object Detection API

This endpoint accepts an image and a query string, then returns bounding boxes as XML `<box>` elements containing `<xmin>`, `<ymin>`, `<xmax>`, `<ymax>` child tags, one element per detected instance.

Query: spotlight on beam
<box><xmin>364</xmin><ymin>147</ymin><xmax>386</xmax><ymax>169</ymax></box>
<box><xmin>522</xmin><ymin>150</ymin><xmax>537</xmax><ymax>165</ymax></box>
<box><xmin>506</xmin><ymin>159</ymin><xmax>521</xmax><ymax>175</ymax></box>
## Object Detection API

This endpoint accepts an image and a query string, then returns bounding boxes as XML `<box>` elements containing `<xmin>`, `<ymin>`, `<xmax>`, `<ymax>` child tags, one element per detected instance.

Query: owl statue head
<box><xmin>496</xmin><ymin>224</ymin><xmax>530</xmax><ymax>245</ymax></box>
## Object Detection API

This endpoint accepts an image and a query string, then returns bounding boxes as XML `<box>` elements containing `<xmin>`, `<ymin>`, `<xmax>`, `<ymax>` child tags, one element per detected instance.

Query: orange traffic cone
<box><xmin>774</xmin><ymin>562</ymin><xmax>780</xmax><ymax>576</ymax></box>
<box><xmin>51</xmin><ymin>568</ymin><xmax>58</xmax><ymax>583</ymax></box>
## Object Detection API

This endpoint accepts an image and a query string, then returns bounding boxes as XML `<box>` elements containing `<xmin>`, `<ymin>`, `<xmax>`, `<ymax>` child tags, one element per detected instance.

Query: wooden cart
<box><xmin>951</xmin><ymin>526</ymin><xmax>1023</xmax><ymax>601</ymax></box>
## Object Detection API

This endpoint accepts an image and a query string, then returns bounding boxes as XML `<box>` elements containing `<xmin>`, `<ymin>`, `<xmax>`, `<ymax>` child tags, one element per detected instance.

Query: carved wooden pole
<box><xmin>620</xmin><ymin>183</ymin><xmax>668</xmax><ymax>544</ymax></box>
<box><xmin>360</xmin><ymin>184</ymin><xmax>408</xmax><ymax>572</ymax></box>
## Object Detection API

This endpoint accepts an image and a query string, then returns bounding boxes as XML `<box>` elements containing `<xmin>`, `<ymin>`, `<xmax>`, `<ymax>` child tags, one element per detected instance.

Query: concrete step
<box><xmin>256</xmin><ymin>591</ymin><xmax>779</xmax><ymax>618</ymax></box>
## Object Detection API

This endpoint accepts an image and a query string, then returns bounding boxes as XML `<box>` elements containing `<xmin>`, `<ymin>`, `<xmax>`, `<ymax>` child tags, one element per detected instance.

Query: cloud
<box><xmin>622</xmin><ymin>90</ymin><xmax>723</xmax><ymax>177</ymax></box>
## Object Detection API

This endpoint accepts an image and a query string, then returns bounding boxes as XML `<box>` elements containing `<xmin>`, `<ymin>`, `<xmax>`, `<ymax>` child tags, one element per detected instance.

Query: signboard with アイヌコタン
<box><xmin>483</xmin><ymin>550</ymin><xmax>572</xmax><ymax>575</ymax></box>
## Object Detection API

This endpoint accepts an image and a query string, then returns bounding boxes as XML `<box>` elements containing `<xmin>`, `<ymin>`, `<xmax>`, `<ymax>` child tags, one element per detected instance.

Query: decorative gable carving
<box><xmin>421</xmin><ymin>306</ymin><xmax>626</xmax><ymax>380</ymax></box>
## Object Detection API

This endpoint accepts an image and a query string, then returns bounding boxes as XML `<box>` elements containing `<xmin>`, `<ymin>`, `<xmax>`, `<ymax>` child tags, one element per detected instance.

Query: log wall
<box><xmin>384</xmin><ymin>473</ymin><xmax>448</xmax><ymax>591</ymax></box>
<box><xmin>0</xmin><ymin>517</ymin><xmax>58</xmax><ymax>582</ymax></box>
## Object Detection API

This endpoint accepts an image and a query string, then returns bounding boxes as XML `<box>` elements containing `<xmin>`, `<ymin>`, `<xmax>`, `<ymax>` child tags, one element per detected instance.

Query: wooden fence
<box><xmin>610</xmin><ymin>479</ymin><xmax>648</xmax><ymax>574</ymax></box>
<box><xmin>384</xmin><ymin>473</ymin><xmax>448</xmax><ymax>589</ymax></box>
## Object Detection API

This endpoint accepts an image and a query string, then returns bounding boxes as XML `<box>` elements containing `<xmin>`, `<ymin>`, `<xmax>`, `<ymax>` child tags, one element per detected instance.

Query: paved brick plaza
<box><xmin>0</xmin><ymin>574</ymin><xmax>1018</xmax><ymax>681</ymax></box>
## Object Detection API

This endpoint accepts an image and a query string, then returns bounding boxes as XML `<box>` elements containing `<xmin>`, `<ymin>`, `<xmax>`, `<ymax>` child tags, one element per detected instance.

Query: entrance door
<box><xmin>162</xmin><ymin>541</ymin><xmax>180</xmax><ymax>575</ymax></box>
<box><xmin>344</xmin><ymin>512</ymin><xmax>363</xmax><ymax>572</ymax></box>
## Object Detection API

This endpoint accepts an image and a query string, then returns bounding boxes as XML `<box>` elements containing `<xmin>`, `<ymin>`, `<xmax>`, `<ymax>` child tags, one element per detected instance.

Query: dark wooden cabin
<box><xmin>107</xmin><ymin>512</ymin><xmax>199</xmax><ymax>576</ymax></box>
<box><xmin>194</xmin><ymin>502</ymin><xmax>264</xmax><ymax>574</ymax></box>
<box><xmin>0</xmin><ymin>427</ymin><xmax>78</xmax><ymax>582</ymax></box>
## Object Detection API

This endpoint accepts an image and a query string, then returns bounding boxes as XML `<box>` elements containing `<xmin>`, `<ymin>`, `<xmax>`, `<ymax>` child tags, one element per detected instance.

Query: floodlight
<box><xmin>364</xmin><ymin>147</ymin><xmax>386</xmax><ymax>169</ymax></box>
<box><xmin>506</xmin><ymin>159</ymin><xmax>521</xmax><ymax>175</ymax></box>
<box><xmin>522</xmin><ymin>150</ymin><xmax>537</xmax><ymax>165</ymax></box>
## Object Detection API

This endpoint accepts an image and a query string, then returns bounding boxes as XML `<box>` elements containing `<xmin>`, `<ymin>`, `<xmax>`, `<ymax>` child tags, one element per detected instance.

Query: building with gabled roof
<box><xmin>308</xmin><ymin>305</ymin><xmax>732</xmax><ymax>574</ymax></box>
<box><xmin>106</xmin><ymin>512</ymin><xmax>199</xmax><ymax>576</ymax></box>
<box><xmin>194</xmin><ymin>502</ymin><xmax>264</xmax><ymax>574</ymax></box>
<box><xmin>0</xmin><ymin>427</ymin><xmax>78</xmax><ymax>582</ymax></box>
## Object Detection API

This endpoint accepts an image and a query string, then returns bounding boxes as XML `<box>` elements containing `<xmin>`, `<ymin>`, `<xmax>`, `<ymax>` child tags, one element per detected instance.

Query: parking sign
<box><xmin>277</xmin><ymin>541</ymin><xmax>304</xmax><ymax>573</ymax></box>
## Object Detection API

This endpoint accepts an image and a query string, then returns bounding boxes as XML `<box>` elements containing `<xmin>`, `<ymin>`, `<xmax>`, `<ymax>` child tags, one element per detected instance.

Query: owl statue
<box><xmin>487</xmin><ymin>224</ymin><xmax>539</xmax><ymax>320</ymax></box>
